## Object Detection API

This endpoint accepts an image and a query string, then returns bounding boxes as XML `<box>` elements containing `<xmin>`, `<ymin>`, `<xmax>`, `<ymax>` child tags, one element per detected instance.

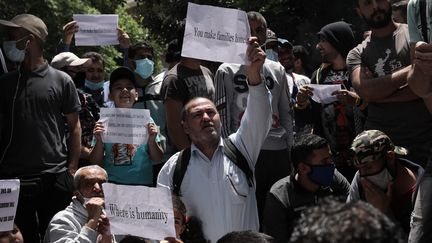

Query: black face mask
<box><xmin>73</xmin><ymin>72</ymin><xmax>86</xmax><ymax>89</ymax></box>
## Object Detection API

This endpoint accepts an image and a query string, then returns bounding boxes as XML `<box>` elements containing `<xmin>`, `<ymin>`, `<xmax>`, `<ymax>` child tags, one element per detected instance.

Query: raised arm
<box><xmin>231</xmin><ymin>37</ymin><xmax>272</xmax><ymax>167</ymax></box>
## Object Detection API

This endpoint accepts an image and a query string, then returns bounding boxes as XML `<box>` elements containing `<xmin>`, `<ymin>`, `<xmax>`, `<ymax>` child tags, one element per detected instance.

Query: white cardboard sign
<box><xmin>99</xmin><ymin>108</ymin><xmax>151</xmax><ymax>144</ymax></box>
<box><xmin>0</xmin><ymin>179</ymin><xmax>20</xmax><ymax>232</ymax></box>
<box><xmin>73</xmin><ymin>14</ymin><xmax>119</xmax><ymax>46</ymax></box>
<box><xmin>103</xmin><ymin>183</ymin><xmax>176</xmax><ymax>240</ymax></box>
<box><xmin>182</xmin><ymin>2</ymin><xmax>251</xmax><ymax>65</ymax></box>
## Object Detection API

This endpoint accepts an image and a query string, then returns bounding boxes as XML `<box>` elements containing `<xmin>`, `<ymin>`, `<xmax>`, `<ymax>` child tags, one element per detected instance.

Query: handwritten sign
<box><xmin>100</xmin><ymin>108</ymin><xmax>151</xmax><ymax>144</ymax></box>
<box><xmin>309</xmin><ymin>84</ymin><xmax>342</xmax><ymax>104</ymax></box>
<box><xmin>182</xmin><ymin>3</ymin><xmax>251</xmax><ymax>65</ymax></box>
<box><xmin>73</xmin><ymin>14</ymin><xmax>118</xmax><ymax>46</ymax></box>
<box><xmin>0</xmin><ymin>180</ymin><xmax>19</xmax><ymax>232</ymax></box>
<box><xmin>103</xmin><ymin>183</ymin><xmax>176</xmax><ymax>240</ymax></box>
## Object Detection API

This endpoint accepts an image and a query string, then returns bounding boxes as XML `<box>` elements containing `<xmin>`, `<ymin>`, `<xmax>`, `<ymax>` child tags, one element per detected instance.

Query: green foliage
<box><xmin>0</xmin><ymin>0</ymin><xmax>164</xmax><ymax>76</ymax></box>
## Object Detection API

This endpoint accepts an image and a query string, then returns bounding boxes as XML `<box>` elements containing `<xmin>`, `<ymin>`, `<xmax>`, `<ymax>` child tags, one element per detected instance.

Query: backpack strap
<box><xmin>173</xmin><ymin>147</ymin><xmax>191</xmax><ymax>196</ymax></box>
<box><xmin>223</xmin><ymin>138</ymin><xmax>253</xmax><ymax>187</ymax></box>
<box><xmin>420</xmin><ymin>0</ymin><xmax>429</xmax><ymax>42</ymax></box>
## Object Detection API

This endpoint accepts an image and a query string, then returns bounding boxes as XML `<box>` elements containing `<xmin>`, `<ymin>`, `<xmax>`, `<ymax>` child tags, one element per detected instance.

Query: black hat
<box><xmin>317</xmin><ymin>21</ymin><xmax>355</xmax><ymax>58</ymax></box>
<box><xmin>109</xmin><ymin>67</ymin><xmax>136</xmax><ymax>90</ymax></box>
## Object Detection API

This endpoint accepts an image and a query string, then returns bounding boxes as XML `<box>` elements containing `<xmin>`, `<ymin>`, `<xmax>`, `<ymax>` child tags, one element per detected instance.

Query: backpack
<box><xmin>172</xmin><ymin>138</ymin><xmax>253</xmax><ymax>196</ymax></box>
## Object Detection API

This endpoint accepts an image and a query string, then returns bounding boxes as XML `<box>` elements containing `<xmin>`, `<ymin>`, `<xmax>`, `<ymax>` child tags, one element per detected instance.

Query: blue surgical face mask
<box><xmin>307</xmin><ymin>163</ymin><xmax>335</xmax><ymax>187</ymax></box>
<box><xmin>135</xmin><ymin>58</ymin><xmax>154</xmax><ymax>79</ymax></box>
<box><xmin>265</xmin><ymin>49</ymin><xmax>279</xmax><ymax>62</ymax></box>
<box><xmin>85</xmin><ymin>79</ymin><xmax>105</xmax><ymax>90</ymax></box>
<box><xmin>3</xmin><ymin>40</ymin><xmax>26</xmax><ymax>62</ymax></box>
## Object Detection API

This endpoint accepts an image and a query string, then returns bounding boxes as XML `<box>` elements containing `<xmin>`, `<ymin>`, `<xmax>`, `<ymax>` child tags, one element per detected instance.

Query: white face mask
<box><xmin>363</xmin><ymin>167</ymin><xmax>393</xmax><ymax>191</ymax></box>
<box><xmin>3</xmin><ymin>40</ymin><xmax>26</xmax><ymax>63</ymax></box>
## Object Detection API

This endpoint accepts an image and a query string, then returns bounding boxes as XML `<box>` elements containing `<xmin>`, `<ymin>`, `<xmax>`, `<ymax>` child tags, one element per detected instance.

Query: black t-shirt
<box><xmin>161</xmin><ymin>63</ymin><xmax>214</xmax><ymax>104</ymax></box>
<box><xmin>0</xmin><ymin>62</ymin><xmax>81</xmax><ymax>176</ymax></box>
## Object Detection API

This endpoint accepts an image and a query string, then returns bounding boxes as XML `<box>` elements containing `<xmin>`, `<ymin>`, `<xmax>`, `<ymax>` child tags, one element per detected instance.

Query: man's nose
<box><xmin>202</xmin><ymin>112</ymin><xmax>211</xmax><ymax>120</ymax></box>
<box><xmin>93</xmin><ymin>182</ymin><xmax>102</xmax><ymax>192</ymax></box>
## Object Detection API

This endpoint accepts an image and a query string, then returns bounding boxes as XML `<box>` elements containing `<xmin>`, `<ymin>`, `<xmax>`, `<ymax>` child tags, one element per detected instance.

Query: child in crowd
<box><xmin>0</xmin><ymin>224</ymin><xmax>24</xmax><ymax>243</ymax></box>
<box><xmin>90</xmin><ymin>67</ymin><xmax>163</xmax><ymax>186</ymax></box>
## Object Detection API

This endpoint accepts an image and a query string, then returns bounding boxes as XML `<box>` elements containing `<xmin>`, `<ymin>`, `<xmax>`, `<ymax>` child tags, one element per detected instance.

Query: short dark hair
<box><xmin>217</xmin><ymin>230</ymin><xmax>274</xmax><ymax>243</ymax></box>
<box><xmin>118</xmin><ymin>235</ymin><xmax>148</xmax><ymax>243</ymax></box>
<box><xmin>291</xmin><ymin>134</ymin><xmax>328</xmax><ymax>171</ymax></box>
<box><xmin>247</xmin><ymin>11</ymin><xmax>267</xmax><ymax>29</ymax></box>
<box><xmin>128</xmin><ymin>41</ymin><xmax>154</xmax><ymax>59</ymax></box>
<box><xmin>289</xmin><ymin>197</ymin><xmax>406</xmax><ymax>243</ymax></box>
<box><xmin>292</xmin><ymin>45</ymin><xmax>309</xmax><ymax>66</ymax></box>
<box><xmin>172</xmin><ymin>194</ymin><xmax>186</xmax><ymax>216</ymax></box>
<box><xmin>82</xmin><ymin>51</ymin><xmax>105</xmax><ymax>68</ymax></box>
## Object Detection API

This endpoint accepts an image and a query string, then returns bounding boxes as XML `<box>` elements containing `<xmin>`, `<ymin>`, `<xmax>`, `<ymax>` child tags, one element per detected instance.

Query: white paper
<box><xmin>100</xmin><ymin>108</ymin><xmax>151</xmax><ymax>144</ymax></box>
<box><xmin>103</xmin><ymin>183</ymin><xmax>176</xmax><ymax>240</ymax></box>
<box><xmin>182</xmin><ymin>3</ymin><xmax>251</xmax><ymax>65</ymax></box>
<box><xmin>309</xmin><ymin>84</ymin><xmax>342</xmax><ymax>104</ymax></box>
<box><xmin>0</xmin><ymin>180</ymin><xmax>20</xmax><ymax>232</ymax></box>
<box><xmin>73</xmin><ymin>14</ymin><xmax>119</xmax><ymax>46</ymax></box>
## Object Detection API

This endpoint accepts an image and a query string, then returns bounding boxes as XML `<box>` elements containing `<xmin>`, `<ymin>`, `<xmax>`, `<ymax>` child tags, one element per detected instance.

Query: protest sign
<box><xmin>0</xmin><ymin>179</ymin><xmax>19</xmax><ymax>232</ymax></box>
<box><xmin>73</xmin><ymin>14</ymin><xmax>118</xmax><ymax>46</ymax></box>
<box><xmin>182</xmin><ymin>2</ymin><xmax>251</xmax><ymax>65</ymax></box>
<box><xmin>309</xmin><ymin>84</ymin><xmax>342</xmax><ymax>104</ymax></box>
<box><xmin>99</xmin><ymin>108</ymin><xmax>151</xmax><ymax>144</ymax></box>
<box><xmin>103</xmin><ymin>183</ymin><xmax>176</xmax><ymax>240</ymax></box>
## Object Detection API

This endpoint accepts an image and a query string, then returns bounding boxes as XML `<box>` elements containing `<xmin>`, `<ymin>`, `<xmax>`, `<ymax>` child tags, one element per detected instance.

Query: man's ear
<box><xmin>298</xmin><ymin>162</ymin><xmax>310</xmax><ymax>174</ymax></box>
<box><xmin>128</xmin><ymin>58</ymin><xmax>136</xmax><ymax>70</ymax></box>
<box><xmin>356</xmin><ymin>7</ymin><xmax>361</xmax><ymax>17</ymax></box>
<box><xmin>182</xmin><ymin>120</ymin><xmax>190</xmax><ymax>135</ymax></box>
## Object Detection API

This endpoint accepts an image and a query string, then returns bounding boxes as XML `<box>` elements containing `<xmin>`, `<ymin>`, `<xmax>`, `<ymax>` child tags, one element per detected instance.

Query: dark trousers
<box><xmin>14</xmin><ymin>173</ymin><xmax>72</xmax><ymax>243</ymax></box>
<box><xmin>255</xmin><ymin>149</ymin><xmax>291</xmax><ymax>229</ymax></box>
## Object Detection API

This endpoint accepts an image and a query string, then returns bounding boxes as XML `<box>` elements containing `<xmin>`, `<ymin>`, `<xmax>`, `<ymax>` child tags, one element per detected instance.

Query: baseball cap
<box><xmin>109</xmin><ymin>67</ymin><xmax>136</xmax><ymax>90</ymax></box>
<box><xmin>277</xmin><ymin>38</ymin><xmax>293</xmax><ymax>49</ymax></box>
<box><xmin>0</xmin><ymin>14</ymin><xmax>48</xmax><ymax>42</ymax></box>
<box><xmin>350</xmin><ymin>130</ymin><xmax>408</xmax><ymax>166</ymax></box>
<box><xmin>264</xmin><ymin>28</ymin><xmax>278</xmax><ymax>45</ymax></box>
<box><xmin>51</xmin><ymin>52</ymin><xmax>90</xmax><ymax>69</ymax></box>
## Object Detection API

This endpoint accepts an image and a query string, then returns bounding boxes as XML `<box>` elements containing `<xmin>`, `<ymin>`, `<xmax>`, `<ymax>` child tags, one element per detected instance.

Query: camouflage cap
<box><xmin>350</xmin><ymin>130</ymin><xmax>408</xmax><ymax>166</ymax></box>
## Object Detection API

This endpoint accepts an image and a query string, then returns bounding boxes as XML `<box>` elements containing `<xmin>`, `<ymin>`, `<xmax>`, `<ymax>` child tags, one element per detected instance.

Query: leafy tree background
<box><xmin>0</xmin><ymin>0</ymin><xmax>369</xmax><ymax>73</ymax></box>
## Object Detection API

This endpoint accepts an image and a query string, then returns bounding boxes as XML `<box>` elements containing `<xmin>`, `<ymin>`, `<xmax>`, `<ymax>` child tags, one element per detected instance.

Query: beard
<box><xmin>362</xmin><ymin>8</ymin><xmax>392</xmax><ymax>29</ymax></box>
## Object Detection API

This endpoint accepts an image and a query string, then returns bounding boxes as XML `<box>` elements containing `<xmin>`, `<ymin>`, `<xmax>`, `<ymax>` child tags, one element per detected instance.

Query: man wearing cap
<box><xmin>277</xmin><ymin>39</ymin><xmax>311</xmax><ymax>134</ymax></box>
<box><xmin>263</xmin><ymin>134</ymin><xmax>350</xmax><ymax>242</ymax></box>
<box><xmin>347</xmin><ymin>130</ymin><xmax>422</xmax><ymax>233</ymax></box>
<box><xmin>214</xmin><ymin>11</ymin><xmax>293</xmax><ymax>225</ymax></box>
<box><xmin>51</xmin><ymin>52</ymin><xmax>100</xmax><ymax>166</ymax></box>
<box><xmin>348</xmin><ymin>0</ymin><xmax>432</xmax><ymax>168</ymax></box>
<box><xmin>296</xmin><ymin>21</ymin><xmax>362</xmax><ymax>181</ymax></box>
<box><xmin>0</xmin><ymin>14</ymin><xmax>81</xmax><ymax>242</ymax></box>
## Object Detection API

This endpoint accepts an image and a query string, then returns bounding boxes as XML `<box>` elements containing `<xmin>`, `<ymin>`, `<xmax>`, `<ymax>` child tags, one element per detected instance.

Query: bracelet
<box><xmin>295</xmin><ymin>99</ymin><xmax>310</xmax><ymax>110</ymax></box>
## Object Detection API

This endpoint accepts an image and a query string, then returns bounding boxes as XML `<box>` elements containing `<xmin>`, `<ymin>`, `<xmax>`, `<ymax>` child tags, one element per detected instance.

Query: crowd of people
<box><xmin>1</xmin><ymin>0</ymin><xmax>432</xmax><ymax>242</ymax></box>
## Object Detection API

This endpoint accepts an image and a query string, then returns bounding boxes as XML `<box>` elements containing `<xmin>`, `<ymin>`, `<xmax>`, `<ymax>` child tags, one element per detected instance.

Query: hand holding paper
<box><xmin>73</xmin><ymin>14</ymin><xmax>119</xmax><ymax>46</ymax></box>
<box><xmin>308</xmin><ymin>84</ymin><xmax>342</xmax><ymax>104</ymax></box>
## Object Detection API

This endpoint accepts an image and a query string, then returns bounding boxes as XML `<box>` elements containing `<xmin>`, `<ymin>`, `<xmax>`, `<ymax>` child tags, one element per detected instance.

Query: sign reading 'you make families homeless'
<box><xmin>182</xmin><ymin>2</ymin><xmax>251</xmax><ymax>65</ymax></box>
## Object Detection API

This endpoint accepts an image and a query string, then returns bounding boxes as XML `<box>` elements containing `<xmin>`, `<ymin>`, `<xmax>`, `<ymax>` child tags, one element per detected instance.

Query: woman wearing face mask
<box><xmin>262</xmin><ymin>134</ymin><xmax>351</xmax><ymax>242</ymax></box>
<box><xmin>347</xmin><ymin>130</ymin><xmax>422</xmax><ymax>234</ymax></box>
